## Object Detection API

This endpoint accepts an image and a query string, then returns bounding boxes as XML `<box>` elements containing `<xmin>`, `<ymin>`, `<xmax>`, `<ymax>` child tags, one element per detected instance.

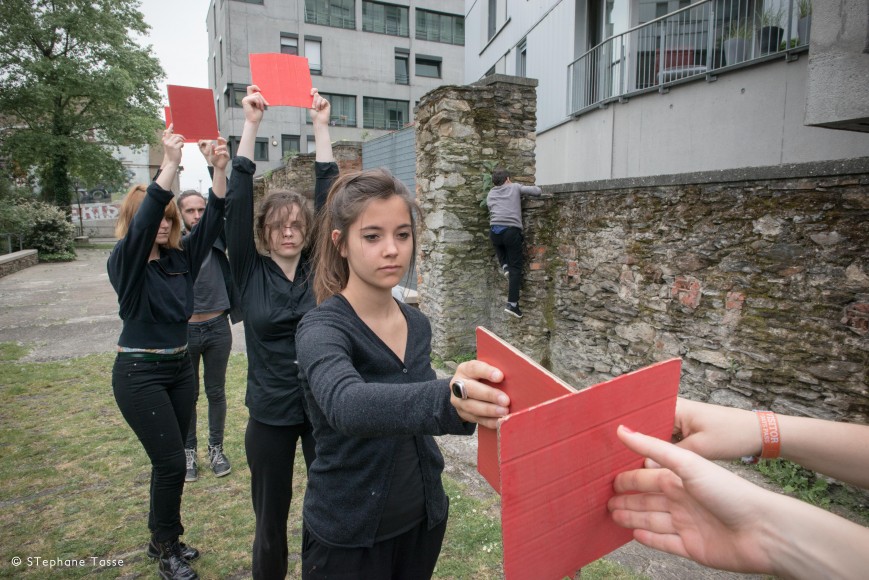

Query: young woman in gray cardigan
<box><xmin>296</xmin><ymin>169</ymin><xmax>510</xmax><ymax>579</ymax></box>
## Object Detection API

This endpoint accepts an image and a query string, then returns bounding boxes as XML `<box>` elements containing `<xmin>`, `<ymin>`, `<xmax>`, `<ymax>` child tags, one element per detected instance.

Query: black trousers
<box><xmin>112</xmin><ymin>354</ymin><xmax>196</xmax><ymax>542</ymax></box>
<box><xmin>490</xmin><ymin>226</ymin><xmax>524</xmax><ymax>303</ymax></box>
<box><xmin>301</xmin><ymin>517</ymin><xmax>448</xmax><ymax>580</ymax></box>
<box><xmin>185</xmin><ymin>313</ymin><xmax>232</xmax><ymax>449</ymax></box>
<box><xmin>246</xmin><ymin>416</ymin><xmax>316</xmax><ymax>580</ymax></box>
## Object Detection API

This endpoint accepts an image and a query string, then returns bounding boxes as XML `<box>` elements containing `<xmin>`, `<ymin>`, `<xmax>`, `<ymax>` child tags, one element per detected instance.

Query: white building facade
<box><xmin>464</xmin><ymin>0</ymin><xmax>869</xmax><ymax>185</ymax></box>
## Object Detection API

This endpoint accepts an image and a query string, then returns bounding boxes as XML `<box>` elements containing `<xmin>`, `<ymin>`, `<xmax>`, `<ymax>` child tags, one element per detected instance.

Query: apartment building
<box><xmin>208</xmin><ymin>0</ymin><xmax>465</xmax><ymax>174</ymax></box>
<box><xmin>465</xmin><ymin>0</ymin><xmax>869</xmax><ymax>185</ymax></box>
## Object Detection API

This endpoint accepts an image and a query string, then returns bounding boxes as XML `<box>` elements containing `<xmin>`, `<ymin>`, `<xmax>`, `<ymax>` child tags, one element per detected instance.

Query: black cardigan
<box><xmin>296</xmin><ymin>294</ymin><xmax>476</xmax><ymax>548</ymax></box>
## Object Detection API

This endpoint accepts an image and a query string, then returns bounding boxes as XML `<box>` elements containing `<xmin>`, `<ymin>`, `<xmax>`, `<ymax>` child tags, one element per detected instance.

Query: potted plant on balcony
<box><xmin>723</xmin><ymin>20</ymin><xmax>752</xmax><ymax>65</ymax></box>
<box><xmin>797</xmin><ymin>0</ymin><xmax>812</xmax><ymax>45</ymax></box>
<box><xmin>757</xmin><ymin>3</ymin><xmax>785</xmax><ymax>55</ymax></box>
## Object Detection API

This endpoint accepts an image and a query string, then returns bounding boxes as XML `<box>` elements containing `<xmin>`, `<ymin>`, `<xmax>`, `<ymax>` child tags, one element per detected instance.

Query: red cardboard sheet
<box><xmin>163</xmin><ymin>106</ymin><xmax>172</xmax><ymax>128</ymax></box>
<box><xmin>475</xmin><ymin>327</ymin><xmax>681</xmax><ymax>580</ymax></box>
<box><xmin>249</xmin><ymin>53</ymin><xmax>313</xmax><ymax>108</ymax></box>
<box><xmin>166</xmin><ymin>85</ymin><xmax>218</xmax><ymax>142</ymax></box>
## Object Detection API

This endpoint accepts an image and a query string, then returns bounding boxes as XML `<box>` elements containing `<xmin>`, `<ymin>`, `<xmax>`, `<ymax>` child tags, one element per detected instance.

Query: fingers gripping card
<box><xmin>475</xmin><ymin>327</ymin><xmax>681</xmax><ymax>579</ymax></box>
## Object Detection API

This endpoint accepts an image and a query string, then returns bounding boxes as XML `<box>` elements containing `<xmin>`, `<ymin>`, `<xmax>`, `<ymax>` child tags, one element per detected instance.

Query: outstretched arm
<box><xmin>310</xmin><ymin>88</ymin><xmax>339</xmax><ymax>212</ymax></box>
<box><xmin>204</xmin><ymin>137</ymin><xmax>229</xmax><ymax>199</ymax></box>
<box><xmin>608</xmin><ymin>426</ymin><xmax>869</xmax><ymax>579</ymax></box>
<box><xmin>671</xmin><ymin>398</ymin><xmax>869</xmax><ymax>488</ymax></box>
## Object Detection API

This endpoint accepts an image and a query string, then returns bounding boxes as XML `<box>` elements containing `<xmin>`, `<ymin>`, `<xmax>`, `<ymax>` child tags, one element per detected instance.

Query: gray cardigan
<box><xmin>487</xmin><ymin>181</ymin><xmax>543</xmax><ymax>229</ymax></box>
<box><xmin>296</xmin><ymin>294</ymin><xmax>475</xmax><ymax>548</ymax></box>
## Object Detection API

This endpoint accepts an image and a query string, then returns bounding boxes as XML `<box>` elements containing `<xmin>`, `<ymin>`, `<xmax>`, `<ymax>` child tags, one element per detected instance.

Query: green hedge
<box><xmin>0</xmin><ymin>199</ymin><xmax>77</xmax><ymax>262</ymax></box>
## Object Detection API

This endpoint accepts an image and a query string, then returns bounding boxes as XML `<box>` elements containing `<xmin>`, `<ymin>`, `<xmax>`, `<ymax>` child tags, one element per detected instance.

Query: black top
<box><xmin>224</xmin><ymin>156</ymin><xmax>338</xmax><ymax>426</ymax></box>
<box><xmin>296</xmin><ymin>294</ymin><xmax>476</xmax><ymax>548</ymax></box>
<box><xmin>107</xmin><ymin>183</ymin><xmax>225</xmax><ymax>349</ymax></box>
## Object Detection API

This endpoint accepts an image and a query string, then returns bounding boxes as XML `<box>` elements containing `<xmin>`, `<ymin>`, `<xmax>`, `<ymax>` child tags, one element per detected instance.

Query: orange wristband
<box><xmin>756</xmin><ymin>411</ymin><xmax>781</xmax><ymax>460</ymax></box>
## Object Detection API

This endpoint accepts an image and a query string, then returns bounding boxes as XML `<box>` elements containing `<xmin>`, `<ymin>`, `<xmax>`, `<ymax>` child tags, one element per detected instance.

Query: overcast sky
<box><xmin>137</xmin><ymin>0</ymin><xmax>212</xmax><ymax>192</ymax></box>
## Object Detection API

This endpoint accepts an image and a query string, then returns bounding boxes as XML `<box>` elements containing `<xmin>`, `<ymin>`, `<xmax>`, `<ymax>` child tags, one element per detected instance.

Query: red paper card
<box><xmin>249</xmin><ymin>53</ymin><xmax>313</xmax><ymax>108</ymax></box>
<box><xmin>163</xmin><ymin>106</ymin><xmax>172</xmax><ymax>128</ymax></box>
<box><xmin>166</xmin><ymin>85</ymin><xmax>218</xmax><ymax>142</ymax></box>
<box><xmin>475</xmin><ymin>327</ymin><xmax>681</xmax><ymax>580</ymax></box>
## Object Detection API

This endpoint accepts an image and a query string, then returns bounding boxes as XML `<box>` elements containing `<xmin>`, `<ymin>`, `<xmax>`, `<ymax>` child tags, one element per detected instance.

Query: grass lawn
<box><xmin>0</xmin><ymin>347</ymin><xmax>644</xmax><ymax>579</ymax></box>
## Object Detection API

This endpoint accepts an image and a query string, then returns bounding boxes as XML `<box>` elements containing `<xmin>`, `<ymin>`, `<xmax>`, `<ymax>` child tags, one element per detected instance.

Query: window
<box><xmin>395</xmin><ymin>54</ymin><xmax>409</xmax><ymax>84</ymax></box>
<box><xmin>305</xmin><ymin>0</ymin><xmax>355</xmax><ymax>29</ymax></box>
<box><xmin>363</xmin><ymin>1</ymin><xmax>408</xmax><ymax>36</ymax></box>
<box><xmin>213</xmin><ymin>2</ymin><xmax>217</xmax><ymax>36</ymax></box>
<box><xmin>280</xmin><ymin>33</ymin><xmax>298</xmax><ymax>55</ymax></box>
<box><xmin>232</xmin><ymin>0</ymin><xmax>263</xmax><ymax>4</ymax></box>
<box><xmin>363</xmin><ymin>97</ymin><xmax>408</xmax><ymax>130</ymax></box>
<box><xmin>488</xmin><ymin>0</ymin><xmax>497</xmax><ymax>39</ymax></box>
<box><xmin>306</xmin><ymin>135</ymin><xmax>316</xmax><ymax>153</ymax></box>
<box><xmin>254</xmin><ymin>138</ymin><xmax>269</xmax><ymax>161</ymax></box>
<box><xmin>224</xmin><ymin>84</ymin><xmax>246</xmax><ymax>108</ymax></box>
<box><xmin>415</xmin><ymin>55</ymin><xmax>441</xmax><ymax>78</ymax></box>
<box><xmin>305</xmin><ymin>38</ymin><xmax>322</xmax><ymax>74</ymax></box>
<box><xmin>216</xmin><ymin>97</ymin><xmax>220</xmax><ymax>126</ymax></box>
<box><xmin>219</xmin><ymin>39</ymin><xmax>224</xmax><ymax>75</ymax></box>
<box><xmin>212</xmin><ymin>54</ymin><xmax>217</xmax><ymax>84</ymax></box>
<box><xmin>228</xmin><ymin>136</ymin><xmax>240</xmax><ymax>157</ymax></box>
<box><xmin>319</xmin><ymin>93</ymin><xmax>356</xmax><ymax>126</ymax></box>
<box><xmin>517</xmin><ymin>39</ymin><xmax>527</xmax><ymax>77</ymax></box>
<box><xmin>415</xmin><ymin>9</ymin><xmax>464</xmax><ymax>46</ymax></box>
<box><xmin>282</xmin><ymin>134</ymin><xmax>300</xmax><ymax>158</ymax></box>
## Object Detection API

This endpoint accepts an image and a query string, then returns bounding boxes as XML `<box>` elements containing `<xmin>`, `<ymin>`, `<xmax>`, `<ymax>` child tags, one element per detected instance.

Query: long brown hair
<box><xmin>255</xmin><ymin>190</ymin><xmax>313</xmax><ymax>255</ymax></box>
<box><xmin>114</xmin><ymin>184</ymin><xmax>182</xmax><ymax>249</ymax></box>
<box><xmin>312</xmin><ymin>168</ymin><xmax>419</xmax><ymax>304</ymax></box>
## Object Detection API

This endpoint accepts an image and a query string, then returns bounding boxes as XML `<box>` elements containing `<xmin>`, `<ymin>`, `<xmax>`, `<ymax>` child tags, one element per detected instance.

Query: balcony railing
<box><xmin>568</xmin><ymin>0</ymin><xmax>811</xmax><ymax>117</ymax></box>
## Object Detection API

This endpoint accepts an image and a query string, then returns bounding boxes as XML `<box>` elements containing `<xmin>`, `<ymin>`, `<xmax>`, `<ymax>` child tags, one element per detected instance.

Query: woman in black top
<box><xmin>108</xmin><ymin>129</ymin><xmax>228</xmax><ymax>580</ymax></box>
<box><xmin>224</xmin><ymin>86</ymin><xmax>337</xmax><ymax>579</ymax></box>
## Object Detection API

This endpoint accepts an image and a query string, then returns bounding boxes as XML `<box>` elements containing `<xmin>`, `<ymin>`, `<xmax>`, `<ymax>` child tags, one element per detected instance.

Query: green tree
<box><xmin>0</xmin><ymin>0</ymin><xmax>164</xmax><ymax>211</ymax></box>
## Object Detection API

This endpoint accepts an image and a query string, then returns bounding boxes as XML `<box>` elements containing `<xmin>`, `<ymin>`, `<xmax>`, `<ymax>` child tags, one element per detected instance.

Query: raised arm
<box><xmin>310</xmin><ymin>88</ymin><xmax>339</xmax><ymax>212</ymax></box>
<box><xmin>156</xmin><ymin>125</ymin><xmax>184</xmax><ymax>192</ymax></box>
<box><xmin>223</xmin><ymin>86</ymin><xmax>268</xmax><ymax>290</ymax></box>
<box><xmin>672</xmin><ymin>398</ymin><xmax>869</xmax><ymax>488</ymax></box>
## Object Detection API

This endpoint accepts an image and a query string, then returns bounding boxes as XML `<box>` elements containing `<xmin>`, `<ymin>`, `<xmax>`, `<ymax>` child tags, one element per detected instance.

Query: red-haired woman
<box><xmin>108</xmin><ymin>128</ymin><xmax>228</xmax><ymax>580</ymax></box>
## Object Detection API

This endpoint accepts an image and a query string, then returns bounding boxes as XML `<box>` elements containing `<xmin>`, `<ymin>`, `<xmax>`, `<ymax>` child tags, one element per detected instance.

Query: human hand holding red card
<box><xmin>249</xmin><ymin>53</ymin><xmax>314</xmax><ymax>108</ymax></box>
<box><xmin>166</xmin><ymin>85</ymin><xmax>218</xmax><ymax>143</ymax></box>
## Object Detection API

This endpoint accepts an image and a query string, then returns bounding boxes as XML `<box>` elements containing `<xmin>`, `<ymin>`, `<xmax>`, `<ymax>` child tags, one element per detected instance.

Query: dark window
<box><xmin>415</xmin><ymin>56</ymin><xmax>441</xmax><ymax>78</ymax></box>
<box><xmin>254</xmin><ymin>138</ymin><xmax>269</xmax><ymax>161</ymax></box>
<box><xmin>415</xmin><ymin>9</ymin><xmax>464</xmax><ymax>46</ymax></box>
<box><xmin>228</xmin><ymin>136</ymin><xmax>240</xmax><ymax>157</ymax></box>
<box><xmin>363</xmin><ymin>1</ymin><xmax>409</xmax><ymax>36</ymax></box>
<box><xmin>224</xmin><ymin>84</ymin><xmax>246</xmax><ymax>108</ymax></box>
<box><xmin>280</xmin><ymin>34</ymin><xmax>299</xmax><ymax>55</ymax></box>
<box><xmin>305</xmin><ymin>0</ymin><xmax>355</xmax><ymax>29</ymax></box>
<box><xmin>219</xmin><ymin>39</ymin><xmax>224</xmax><ymax>75</ymax></box>
<box><xmin>488</xmin><ymin>0</ymin><xmax>497</xmax><ymax>39</ymax></box>
<box><xmin>282</xmin><ymin>135</ymin><xmax>300</xmax><ymax>158</ymax></box>
<box><xmin>319</xmin><ymin>93</ymin><xmax>356</xmax><ymax>126</ymax></box>
<box><xmin>395</xmin><ymin>55</ymin><xmax>409</xmax><ymax>84</ymax></box>
<box><xmin>517</xmin><ymin>40</ymin><xmax>527</xmax><ymax>77</ymax></box>
<box><xmin>363</xmin><ymin>97</ymin><xmax>408</xmax><ymax>130</ymax></box>
<box><xmin>232</xmin><ymin>0</ymin><xmax>264</xmax><ymax>4</ymax></box>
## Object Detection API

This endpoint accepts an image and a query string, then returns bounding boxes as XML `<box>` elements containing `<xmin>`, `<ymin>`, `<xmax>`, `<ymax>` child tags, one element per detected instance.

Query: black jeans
<box><xmin>490</xmin><ymin>226</ymin><xmax>524</xmax><ymax>304</ymax></box>
<box><xmin>112</xmin><ymin>354</ymin><xmax>196</xmax><ymax>542</ymax></box>
<box><xmin>185</xmin><ymin>313</ymin><xmax>232</xmax><ymax>450</ymax></box>
<box><xmin>246</xmin><ymin>417</ymin><xmax>316</xmax><ymax>580</ymax></box>
<box><xmin>301</xmin><ymin>516</ymin><xmax>448</xmax><ymax>580</ymax></box>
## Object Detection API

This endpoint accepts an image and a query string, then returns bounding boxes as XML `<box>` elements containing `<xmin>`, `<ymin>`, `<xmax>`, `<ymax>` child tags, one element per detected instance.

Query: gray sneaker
<box><xmin>207</xmin><ymin>444</ymin><xmax>232</xmax><ymax>477</ymax></box>
<box><xmin>184</xmin><ymin>448</ymin><xmax>198</xmax><ymax>482</ymax></box>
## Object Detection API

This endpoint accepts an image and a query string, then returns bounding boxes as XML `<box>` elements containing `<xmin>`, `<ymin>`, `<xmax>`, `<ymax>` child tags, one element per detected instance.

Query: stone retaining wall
<box><xmin>0</xmin><ymin>250</ymin><xmax>39</xmax><ymax>278</ymax></box>
<box><xmin>415</xmin><ymin>75</ymin><xmax>868</xmax><ymax>424</ymax></box>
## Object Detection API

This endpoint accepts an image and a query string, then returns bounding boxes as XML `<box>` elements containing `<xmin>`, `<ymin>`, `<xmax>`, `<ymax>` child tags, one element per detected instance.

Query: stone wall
<box><xmin>259</xmin><ymin>142</ymin><xmax>362</xmax><ymax>205</ymax></box>
<box><xmin>0</xmin><ymin>250</ymin><xmax>39</xmax><ymax>278</ymax></box>
<box><xmin>416</xmin><ymin>76</ymin><xmax>539</xmax><ymax>357</ymax></box>
<box><xmin>415</xmin><ymin>76</ymin><xmax>868</xmax><ymax>424</ymax></box>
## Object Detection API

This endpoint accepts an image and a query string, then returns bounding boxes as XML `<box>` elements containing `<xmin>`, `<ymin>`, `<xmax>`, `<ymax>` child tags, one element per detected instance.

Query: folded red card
<box><xmin>166</xmin><ymin>85</ymin><xmax>218</xmax><ymax>142</ymax></box>
<box><xmin>475</xmin><ymin>327</ymin><xmax>681</xmax><ymax>580</ymax></box>
<box><xmin>249</xmin><ymin>53</ymin><xmax>313</xmax><ymax>108</ymax></box>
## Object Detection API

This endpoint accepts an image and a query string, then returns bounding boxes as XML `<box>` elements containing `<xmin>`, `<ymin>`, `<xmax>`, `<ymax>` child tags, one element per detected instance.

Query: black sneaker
<box><xmin>207</xmin><ymin>444</ymin><xmax>232</xmax><ymax>477</ymax></box>
<box><xmin>147</xmin><ymin>537</ymin><xmax>200</xmax><ymax>561</ymax></box>
<box><xmin>184</xmin><ymin>448</ymin><xmax>198</xmax><ymax>483</ymax></box>
<box><xmin>505</xmin><ymin>303</ymin><xmax>523</xmax><ymax>318</ymax></box>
